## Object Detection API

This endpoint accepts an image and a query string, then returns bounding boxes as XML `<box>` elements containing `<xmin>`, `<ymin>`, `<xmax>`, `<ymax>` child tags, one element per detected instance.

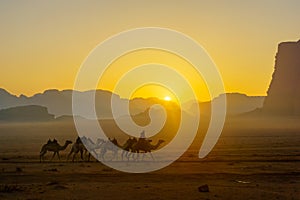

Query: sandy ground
<box><xmin>0</xmin><ymin>161</ymin><xmax>299</xmax><ymax>200</ymax></box>
<box><xmin>0</xmin><ymin>119</ymin><xmax>299</xmax><ymax>200</ymax></box>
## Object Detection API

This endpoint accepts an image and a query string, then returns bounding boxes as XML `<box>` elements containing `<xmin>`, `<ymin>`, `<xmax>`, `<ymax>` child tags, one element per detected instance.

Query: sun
<box><xmin>164</xmin><ymin>96</ymin><xmax>171</xmax><ymax>101</ymax></box>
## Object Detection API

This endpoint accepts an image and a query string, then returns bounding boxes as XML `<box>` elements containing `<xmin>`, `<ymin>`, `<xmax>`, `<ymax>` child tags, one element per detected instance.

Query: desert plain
<box><xmin>0</xmin><ymin>117</ymin><xmax>299</xmax><ymax>200</ymax></box>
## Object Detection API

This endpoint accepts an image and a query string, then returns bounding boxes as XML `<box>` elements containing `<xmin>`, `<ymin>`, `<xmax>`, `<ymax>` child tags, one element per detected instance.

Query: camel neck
<box><xmin>60</xmin><ymin>142</ymin><xmax>69</xmax><ymax>150</ymax></box>
<box><xmin>152</xmin><ymin>141</ymin><xmax>162</xmax><ymax>150</ymax></box>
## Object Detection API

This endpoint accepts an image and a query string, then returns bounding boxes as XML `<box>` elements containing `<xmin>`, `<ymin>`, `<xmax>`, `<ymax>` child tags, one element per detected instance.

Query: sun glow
<box><xmin>164</xmin><ymin>96</ymin><xmax>171</xmax><ymax>101</ymax></box>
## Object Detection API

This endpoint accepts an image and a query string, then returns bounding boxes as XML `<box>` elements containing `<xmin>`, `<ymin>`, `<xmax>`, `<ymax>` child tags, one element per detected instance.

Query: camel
<box><xmin>121</xmin><ymin>137</ymin><xmax>137</xmax><ymax>160</ymax></box>
<box><xmin>130</xmin><ymin>139</ymin><xmax>165</xmax><ymax>160</ymax></box>
<box><xmin>98</xmin><ymin>138</ymin><xmax>120</xmax><ymax>161</ymax></box>
<box><xmin>68</xmin><ymin>137</ymin><xmax>103</xmax><ymax>162</ymax></box>
<box><xmin>67</xmin><ymin>137</ymin><xmax>86</xmax><ymax>162</ymax></box>
<box><xmin>40</xmin><ymin>139</ymin><xmax>72</xmax><ymax>162</ymax></box>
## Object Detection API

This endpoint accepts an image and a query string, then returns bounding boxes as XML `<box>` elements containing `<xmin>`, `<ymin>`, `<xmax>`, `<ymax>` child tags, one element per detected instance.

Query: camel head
<box><xmin>96</xmin><ymin>138</ymin><xmax>105</xmax><ymax>145</ymax></box>
<box><xmin>150</xmin><ymin>139</ymin><xmax>165</xmax><ymax>150</ymax></box>
<box><xmin>158</xmin><ymin>139</ymin><xmax>165</xmax><ymax>144</ymax></box>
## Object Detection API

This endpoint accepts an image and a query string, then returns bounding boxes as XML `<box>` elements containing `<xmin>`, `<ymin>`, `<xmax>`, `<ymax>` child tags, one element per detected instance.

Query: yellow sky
<box><xmin>98</xmin><ymin>49</ymin><xmax>209</xmax><ymax>102</ymax></box>
<box><xmin>0</xmin><ymin>1</ymin><xmax>299</xmax><ymax>101</ymax></box>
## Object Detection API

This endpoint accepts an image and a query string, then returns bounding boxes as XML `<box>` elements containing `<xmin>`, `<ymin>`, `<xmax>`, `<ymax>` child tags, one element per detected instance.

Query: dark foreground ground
<box><xmin>0</xmin><ymin>160</ymin><xmax>299</xmax><ymax>200</ymax></box>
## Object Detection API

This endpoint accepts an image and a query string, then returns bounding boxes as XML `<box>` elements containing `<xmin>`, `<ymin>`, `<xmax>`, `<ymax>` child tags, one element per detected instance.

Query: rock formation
<box><xmin>263</xmin><ymin>40</ymin><xmax>300</xmax><ymax>115</ymax></box>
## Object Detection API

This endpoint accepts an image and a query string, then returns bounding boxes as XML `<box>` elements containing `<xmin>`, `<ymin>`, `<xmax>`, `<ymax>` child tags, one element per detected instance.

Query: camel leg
<box><xmin>87</xmin><ymin>153</ymin><xmax>91</xmax><ymax>162</ymax></box>
<box><xmin>85</xmin><ymin>150</ymin><xmax>93</xmax><ymax>161</ymax></box>
<box><xmin>80</xmin><ymin>150</ymin><xmax>84</xmax><ymax>160</ymax></box>
<box><xmin>113</xmin><ymin>150</ymin><xmax>118</xmax><ymax>161</ymax></box>
<box><xmin>91</xmin><ymin>149</ymin><xmax>97</xmax><ymax>160</ymax></box>
<box><xmin>83</xmin><ymin>149</ymin><xmax>87</xmax><ymax>160</ymax></box>
<box><xmin>129</xmin><ymin>152</ymin><xmax>137</xmax><ymax>161</ymax></box>
<box><xmin>57</xmin><ymin>152</ymin><xmax>61</xmax><ymax>160</ymax></box>
<box><xmin>51</xmin><ymin>152</ymin><xmax>56</xmax><ymax>161</ymax></box>
<box><xmin>40</xmin><ymin>150</ymin><xmax>46</xmax><ymax>162</ymax></box>
<box><xmin>127</xmin><ymin>152</ymin><xmax>132</xmax><ymax>160</ymax></box>
<box><xmin>135</xmin><ymin>152</ymin><xmax>140</xmax><ymax>161</ymax></box>
<box><xmin>72</xmin><ymin>152</ymin><xmax>77</xmax><ymax>162</ymax></box>
<box><xmin>94</xmin><ymin>150</ymin><xmax>99</xmax><ymax>160</ymax></box>
<box><xmin>128</xmin><ymin>151</ymin><xmax>137</xmax><ymax>161</ymax></box>
<box><xmin>121</xmin><ymin>150</ymin><xmax>127</xmax><ymax>161</ymax></box>
<box><xmin>124</xmin><ymin>151</ymin><xmax>130</xmax><ymax>161</ymax></box>
<box><xmin>126</xmin><ymin>151</ymin><xmax>131</xmax><ymax>161</ymax></box>
<box><xmin>149</xmin><ymin>152</ymin><xmax>154</xmax><ymax>161</ymax></box>
<box><xmin>109</xmin><ymin>150</ymin><xmax>116</xmax><ymax>161</ymax></box>
<box><xmin>100</xmin><ymin>151</ymin><xmax>104</xmax><ymax>161</ymax></box>
<box><xmin>100</xmin><ymin>149</ymin><xmax>106</xmax><ymax>161</ymax></box>
<box><xmin>86</xmin><ymin>150</ymin><xmax>94</xmax><ymax>162</ymax></box>
<box><xmin>40</xmin><ymin>154</ymin><xmax>43</xmax><ymax>163</ymax></box>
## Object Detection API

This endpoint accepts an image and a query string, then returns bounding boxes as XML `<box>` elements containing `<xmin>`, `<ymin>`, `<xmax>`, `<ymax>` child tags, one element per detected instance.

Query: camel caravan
<box><xmin>39</xmin><ymin>131</ymin><xmax>165</xmax><ymax>162</ymax></box>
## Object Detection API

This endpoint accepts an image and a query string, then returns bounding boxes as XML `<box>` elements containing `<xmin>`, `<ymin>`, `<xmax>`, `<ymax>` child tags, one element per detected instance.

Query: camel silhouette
<box><xmin>130</xmin><ymin>139</ymin><xmax>165</xmax><ymax>160</ymax></box>
<box><xmin>121</xmin><ymin>137</ymin><xmax>137</xmax><ymax>160</ymax></box>
<box><xmin>67</xmin><ymin>137</ymin><xmax>103</xmax><ymax>162</ymax></box>
<box><xmin>98</xmin><ymin>138</ymin><xmax>120</xmax><ymax>161</ymax></box>
<box><xmin>40</xmin><ymin>139</ymin><xmax>72</xmax><ymax>162</ymax></box>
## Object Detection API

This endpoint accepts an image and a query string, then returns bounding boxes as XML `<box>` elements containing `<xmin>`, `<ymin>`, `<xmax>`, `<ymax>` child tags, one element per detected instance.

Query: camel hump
<box><xmin>76</xmin><ymin>136</ymin><xmax>83</xmax><ymax>144</ymax></box>
<box><xmin>111</xmin><ymin>138</ymin><xmax>118</xmax><ymax>146</ymax></box>
<box><xmin>47</xmin><ymin>138</ymin><xmax>58</xmax><ymax>144</ymax></box>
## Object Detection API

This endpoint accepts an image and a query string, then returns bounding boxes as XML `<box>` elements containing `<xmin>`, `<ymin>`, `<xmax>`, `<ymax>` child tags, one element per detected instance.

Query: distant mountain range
<box><xmin>0</xmin><ymin>105</ymin><xmax>54</xmax><ymax>122</ymax></box>
<box><xmin>0</xmin><ymin>88</ymin><xmax>265</xmax><ymax>121</ymax></box>
<box><xmin>0</xmin><ymin>88</ymin><xmax>140</xmax><ymax>119</ymax></box>
<box><xmin>184</xmin><ymin>93</ymin><xmax>265</xmax><ymax>116</ymax></box>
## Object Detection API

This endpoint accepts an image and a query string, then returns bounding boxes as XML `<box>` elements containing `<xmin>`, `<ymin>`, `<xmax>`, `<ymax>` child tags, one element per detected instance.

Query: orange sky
<box><xmin>0</xmin><ymin>1</ymin><xmax>299</xmax><ymax>101</ymax></box>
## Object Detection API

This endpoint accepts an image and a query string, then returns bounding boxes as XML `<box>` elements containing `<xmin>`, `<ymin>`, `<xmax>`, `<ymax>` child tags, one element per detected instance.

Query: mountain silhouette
<box><xmin>0</xmin><ymin>89</ymin><xmax>133</xmax><ymax>119</ymax></box>
<box><xmin>0</xmin><ymin>105</ymin><xmax>54</xmax><ymax>122</ymax></box>
<box><xmin>0</xmin><ymin>89</ymin><xmax>265</xmax><ymax>119</ymax></box>
<box><xmin>0</xmin><ymin>88</ymin><xmax>21</xmax><ymax>109</ymax></box>
<box><xmin>184</xmin><ymin>93</ymin><xmax>264</xmax><ymax>116</ymax></box>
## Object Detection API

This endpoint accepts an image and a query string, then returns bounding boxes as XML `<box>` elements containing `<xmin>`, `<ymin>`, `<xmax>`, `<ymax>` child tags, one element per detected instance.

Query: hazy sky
<box><xmin>0</xmin><ymin>1</ymin><xmax>299</xmax><ymax>101</ymax></box>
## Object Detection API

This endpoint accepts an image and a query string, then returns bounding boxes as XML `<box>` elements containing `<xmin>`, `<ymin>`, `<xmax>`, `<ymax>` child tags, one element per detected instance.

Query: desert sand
<box><xmin>0</xmin><ymin>118</ymin><xmax>299</xmax><ymax>200</ymax></box>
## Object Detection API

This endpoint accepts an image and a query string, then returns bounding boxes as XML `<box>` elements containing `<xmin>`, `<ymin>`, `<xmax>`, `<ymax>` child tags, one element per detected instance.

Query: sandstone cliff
<box><xmin>263</xmin><ymin>40</ymin><xmax>300</xmax><ymax>115</ymax></box>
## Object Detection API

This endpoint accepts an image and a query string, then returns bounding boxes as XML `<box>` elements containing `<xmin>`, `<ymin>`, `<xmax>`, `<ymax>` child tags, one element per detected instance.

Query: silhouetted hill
<box><xmin>28</xmin><ymin>89</ymin><xmax>128</xmax><ymax>119</ymax></box>
<box><xmin>0</xmin><ymin>105</ymin><xmax>54</xmax><ymax>122</ymax></box>
<box><xmin>185</xmin><ymin>93</ymin><xmax>264</xmax><ymax>116</ymax></box>
<box><xmin>0</xmin><ymin>89</ymin><xmax>136</xmax><ymax>119</ymax></box>
<box><xmin>0</xmin><ymin>88</ymin><xmax>20</xmax><ymax>109</ymax></box>
<box><xmin>0</xmin><ymin>88</ymin><xmax>265</xmax><ymax>118</ymax></box>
